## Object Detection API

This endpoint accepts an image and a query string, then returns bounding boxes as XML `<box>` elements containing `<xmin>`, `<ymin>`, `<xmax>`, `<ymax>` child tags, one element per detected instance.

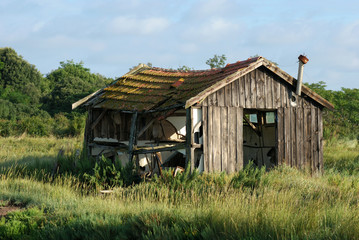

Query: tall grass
<box><xmin>0</xmin><ymin>136</ymin><xmax>359</xmax><ymax>239</ymax></box>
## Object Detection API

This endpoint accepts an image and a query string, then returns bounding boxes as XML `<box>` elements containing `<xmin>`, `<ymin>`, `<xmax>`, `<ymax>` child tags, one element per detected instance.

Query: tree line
<box><xmin>0</xmin><ymin>47</ymin><xmax>357</xmax><ymax>139</ymax></box>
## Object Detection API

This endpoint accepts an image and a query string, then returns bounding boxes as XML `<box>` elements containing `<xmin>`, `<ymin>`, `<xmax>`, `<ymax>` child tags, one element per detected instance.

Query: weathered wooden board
<box><xmin>277</xmin><ymin>108</ymin><xmax>284</xmax><ymax>165</ymax></box>
<box><xmin>228</xmin><ymin>107</ymin><xmax>236</xmax><ymax>173</ymax></box>
<box><xmin>213</xmin><ymin>106</ymin><xmax>222</xmax><ymax>171</ymax></box>
<box><xmin>221</xmin><ymin>107</ymin><xmax>228</xmax><ymax>172</ymax></box>
<box><xmin>202</xmin><ymin>106</ymin><xmax>208</xmax><ymax>172</ymax></box>
<box><xmin>236</xmin><ymin>107</ymin><xmax>243</xmax><ymax>171</ymax></box>
<box><xmin>207</xmin><ymin>106</ymin><xmax>214</xmax><ymax>172</ymax></box>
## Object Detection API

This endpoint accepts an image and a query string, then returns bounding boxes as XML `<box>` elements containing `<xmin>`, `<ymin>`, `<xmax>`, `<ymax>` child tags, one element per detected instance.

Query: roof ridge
<box><xmin>147</xmin><ymin>56</ymin><xmax>262</xmax><ymax>73</ymax></box>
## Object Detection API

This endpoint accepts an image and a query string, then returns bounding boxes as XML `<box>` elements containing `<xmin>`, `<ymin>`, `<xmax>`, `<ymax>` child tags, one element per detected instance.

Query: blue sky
<box><xmin>1</xmin><ymin>0</ymin><xmax>359</xmax><ymax>90</ymax></box>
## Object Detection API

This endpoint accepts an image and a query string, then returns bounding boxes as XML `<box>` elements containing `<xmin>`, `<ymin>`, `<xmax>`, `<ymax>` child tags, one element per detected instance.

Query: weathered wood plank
<box><xmin>305</xmin><ymin>107</ymin><xmax>312</xmax><ymax>172</ymax></box>
<box><xmin>190</xmin><ymin>108</ymin><xmax>195</xmax><ymax>171</ymax></box>
<box><xmin>228</xmin><ymin>107</ymin><xmax>236</xmax><ymax>173</ymax></box>
<box><xmin>207</xmin><ymin>106</ymin><xmax>213</xmax><ymax>172</ymax></box>
<box><xmin>250</xmin><ymin>71</ymin><xmax>257</xmax><ymax>108</ymax></box>
<box><xmin>277</xmin><ymin>108</ymin><xmax>284</xmax><ymax>165</ymax></box>
<box><xmin>291</xmin><ymin>106</ymin><xmax>296</xmax><ymax>167</ymax></box>
<box><xmin>213</xmin><ymin>106</ymin><xmax>222</xmax><ymax>172</ymax></box>
<box><xmin>225</xmin><ymin>85</ymin><xmax>231</xmax><ymax>107</ymax></box>
<box><xmin>256</xmin><ymin>69</ymin><xmax>265</xmax><ymax>109</ymax></box>
<box><xmin>311</xmin><ymin>106</ymin><xmax>316</xmax><ymax>173</ymax></box>
<box><xmin>236</xmin><ymin>107</ymin><xmax>243</xmax><ymax>171</ymax></box>
<box><xmin>313</xmin><ymin>107</ymin><xmax>319</xmax><ymax>173</ymax></box>
<box><xmin>239</xmin><ymin>77</ymin><xmax>245</xmax><ymax>108</ymax></box>
<box><xmin>217</xmin><ymin>88</ymin><xmax>225</xmax><ymax>107</ymax></box>
<box><xmin>221</xmin><ymin>107</ymin><xmax>228</xmax><ymax>172</ymax></box>
<box><xmin>231</xmin><ymin>81</ymin><xmax>238</xmax><ymax>107</ymax></box>
<box><xmin>208</xmin><ymin>92</ymin><xmax>217</xmax><ymax>106</ymax></box>
<box><xmin>244</xmin><ymin>74</ymin><xmax>251</xmax><ymax>108</ymax></box>
<box><xmin>266</xmin><ymin>72</ymin><xmax>273</xmax><ymax>109</ymax></box>
<box><xmin>318</xmin><ymin>109</ymin><xmax>323</xmax><ymax>174</ymax></box>
<box><xmin>185</xmin><ymin>108</ymin><xmax>192</xmax><ymax>169</ymax></box>
<box><xmin>202</xmin><ymin>107</ymin><xmax>208</xmax><ymax>172</ymax></box>
<box><xmin>296</xmin><ymin>107</ymin><xmax>302</xmax><ymax>168</ymax></box>
<box><xmin>128</xmin><ymin>111</ymin><xmax>138</xmax><ymax>162</ymax></box>
<box><xmin>284</xmin><ymin>107</ymin><xmax>291</xmax><ymax>166</ymax></box>
<box><xmin>273</xmin><ymin>78</ymin><xmax>281</xmax><ymax>108</ymax></box>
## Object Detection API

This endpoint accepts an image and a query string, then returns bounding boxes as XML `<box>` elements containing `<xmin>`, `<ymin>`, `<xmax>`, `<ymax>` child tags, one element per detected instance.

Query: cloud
<box><xmin>183</xmin><ymin>18</ymin><xmax>241</xmax><ymax>43</ymax></box>
<box><xmin>108</xmin><ymin>16</ymin><xmax>170</xmax><ymax>35</ymax></box>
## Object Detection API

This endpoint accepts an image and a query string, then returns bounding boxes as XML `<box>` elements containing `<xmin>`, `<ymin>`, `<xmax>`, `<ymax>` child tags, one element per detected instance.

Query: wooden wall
<box><xmin>200</xmin><ymin>67</ymin><xmax>323</xmax><ymax>173</ymax></box>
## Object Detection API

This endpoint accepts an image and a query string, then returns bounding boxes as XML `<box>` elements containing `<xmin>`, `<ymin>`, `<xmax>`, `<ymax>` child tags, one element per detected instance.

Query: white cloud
<box><xmin>109</xmin><ymin>16</ymin><xmax>170</xmax><ymax>35</ymax></box>
<box><xmin>184</xmin><ymin>18</ymin><xmax>240</xmax><ymax>43</ymax></box>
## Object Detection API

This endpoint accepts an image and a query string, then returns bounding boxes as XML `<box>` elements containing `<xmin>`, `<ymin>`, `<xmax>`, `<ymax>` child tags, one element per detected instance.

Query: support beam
<box><xmin>91</xmin><ymin>109</ymin><xmax>108</xmax><ymax>130</ymax></box>
<box><xmin>185</xmin><ymin>108</ymin><xmax>193</xmax><ymax>170</ymax></box>
<box><xmin>128</xmin><ymin>111</ymin><xmax>138</xmax><ymax>162</ymax></box>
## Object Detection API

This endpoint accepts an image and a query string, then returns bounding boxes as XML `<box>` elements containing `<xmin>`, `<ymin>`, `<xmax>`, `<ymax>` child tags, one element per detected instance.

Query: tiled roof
<box><xmin>95</xmin><ymin>57</ymin><xmax>261</xmax><ymax>111</ymax></box>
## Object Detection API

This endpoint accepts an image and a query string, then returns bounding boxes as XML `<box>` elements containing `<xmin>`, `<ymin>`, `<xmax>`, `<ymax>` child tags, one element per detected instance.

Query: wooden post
<box><xmin>185</xmin><ymin>108</ymin><xmax>192</xmax><ymax>171</ymax></box>
<box><xmin>128</xmin><ymin>111</ymin><xmax>138</xmax><ymax>162</ymax></box>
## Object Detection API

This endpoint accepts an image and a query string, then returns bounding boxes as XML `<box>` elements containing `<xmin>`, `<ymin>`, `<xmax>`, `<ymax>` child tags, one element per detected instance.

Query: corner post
<box><xmin>128</xmin><ymin>111</ymin><xmax>138</xmax><ymax>162</ymax></box>
<box><xmin>186</xmin><ymin>107</ymin><xmax>193</xmax><ymax>171</ymax></box>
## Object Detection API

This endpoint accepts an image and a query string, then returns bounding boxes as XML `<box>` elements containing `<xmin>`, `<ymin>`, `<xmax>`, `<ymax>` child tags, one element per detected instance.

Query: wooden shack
<box><xmin>73</xmin><ymin>56</ymin><xmax>334</xmax><ymax>174</ymax></box>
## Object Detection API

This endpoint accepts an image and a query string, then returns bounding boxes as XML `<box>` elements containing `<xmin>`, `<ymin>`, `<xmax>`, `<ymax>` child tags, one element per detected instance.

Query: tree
<box><xmin>0</xmin><ymin>47</ymin><xmax>47</xmax><ymax>105</ymax></box>
<box><xmin>177</xmin><ymin>65</ymin><xmax>193</xmax><ymax>71</ymax></box>
<box><xmin>206</xmin><ymin>54</ymin><xmax>227</xmax><ymax>69</ymax></box>
<box><xmin>43</xmin><ymin>60</ymin><xmax>113</xmax><ymax>115</ymax></box>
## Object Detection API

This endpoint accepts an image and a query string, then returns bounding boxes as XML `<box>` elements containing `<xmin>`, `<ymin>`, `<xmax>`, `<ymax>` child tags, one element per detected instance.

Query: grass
<box><xmin>0</xmin><ymin>136</ymin><xmax>359</xmax><ymax>239</ymax></box>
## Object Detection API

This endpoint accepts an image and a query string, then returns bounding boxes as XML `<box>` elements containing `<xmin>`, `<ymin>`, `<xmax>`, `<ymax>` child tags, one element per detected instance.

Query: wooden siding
<box><xmin>202</xmin><ymin>106</ymin><xmax>243</xmax><ymax>173</ymax></box>
<box><xmin>200</xmin><ymin>67</ymin><xmax>323</xmax><ymax>173</ymax></box>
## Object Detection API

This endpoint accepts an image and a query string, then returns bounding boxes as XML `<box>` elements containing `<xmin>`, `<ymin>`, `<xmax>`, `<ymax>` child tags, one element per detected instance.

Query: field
<box><xmin>1</xmin><ymin>136</ymin><xmax>359</xmax><ymax>239</ymax></box>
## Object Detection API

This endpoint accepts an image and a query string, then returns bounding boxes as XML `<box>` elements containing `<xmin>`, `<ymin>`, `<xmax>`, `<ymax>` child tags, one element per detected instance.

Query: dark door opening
<box><xmin>243</xmin><ymin>109</ymin><xmax>277</xmax><ymax>169</ymax></box>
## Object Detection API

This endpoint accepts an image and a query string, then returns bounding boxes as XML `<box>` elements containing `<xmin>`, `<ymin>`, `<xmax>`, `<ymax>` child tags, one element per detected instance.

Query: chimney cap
<box><xmin>298</xmin><ymin>55</ymin><xmax>309</xmax><ymax>64</ymax></box>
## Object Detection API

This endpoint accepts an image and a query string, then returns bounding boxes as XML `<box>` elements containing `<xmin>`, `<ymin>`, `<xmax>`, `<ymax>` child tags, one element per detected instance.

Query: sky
<box><xmin>1</xmin><ymin>0</ymin><xmax>359</xmax><ymax>90</ymax></box>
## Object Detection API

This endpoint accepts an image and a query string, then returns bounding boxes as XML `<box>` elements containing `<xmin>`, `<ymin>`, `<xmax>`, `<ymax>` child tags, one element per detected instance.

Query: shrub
<box><xmin>230</xmin><ymin>161</ymin><xmax>266</xmax><ymax>189</ymax></box>
<box><xmin>0</xmin><ymin>207</ymin><xmax>46</xmax><ymax>240</ymax></box>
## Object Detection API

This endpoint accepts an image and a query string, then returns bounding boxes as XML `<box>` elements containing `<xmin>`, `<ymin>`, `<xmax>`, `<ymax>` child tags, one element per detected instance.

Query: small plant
<box><xmin>230</xmin><ymin>161</ymin><xmax>266</xmax><ymax>189</ymax></box>
<box><xmin>0</xmin><ymin>207</ymin><xmax>46</xmax><ymax>240</ymax></box>
<box><xmin>83</xmin><ymin>155</ymin><xmax>139</xmax><ymax>189</ymax></box>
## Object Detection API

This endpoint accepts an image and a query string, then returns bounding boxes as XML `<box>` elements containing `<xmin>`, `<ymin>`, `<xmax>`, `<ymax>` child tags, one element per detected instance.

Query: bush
<box><xmin>0</xmin><ymin>207</ymin><xmax>46</xmax><ymax>240</ymax></box>
<box><xmin>83</xmin><ymin>156</ymin><xmax>139</xmax><ymax>189</ymax></box>
<box><xmin>230</xmin><ymin>161</ymin><xmax>266</xmax><ymax>189</ymax></box>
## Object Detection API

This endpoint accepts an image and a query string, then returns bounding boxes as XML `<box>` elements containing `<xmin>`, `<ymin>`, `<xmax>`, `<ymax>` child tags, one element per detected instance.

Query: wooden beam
<box><xmin>72</xmin><ymin>89</ymin><xmax>103</xmax><ymax>110</ymax></box>
<box><xmin>133</xmin><ymin>143</ymin><xmax>186</xmax><ymax>154</ymax></box>
<box><xmin>185</xmin><ymin>108</ymin><xmax>192</xmax><ymax>170</ymax></box>
<box><xmin>243</xmin><ymin>115</ymin><xmax>261</xmax><ymax>137</ymax></box>
<box><xmin>91</xmin><ymin>109</ymin><xmax>108</xmax><ymax>130</ymax></box>
<box><xmin>128</xmin><ymin>111</ymin><xmax>138</xmax><ymax>162</ymax></box>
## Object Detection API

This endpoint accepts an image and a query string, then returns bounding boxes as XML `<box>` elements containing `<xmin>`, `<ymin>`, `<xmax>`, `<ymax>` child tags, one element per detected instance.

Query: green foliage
<box><xmin>177</xmin><ymin>65</ymin><xmax>193</xmax><ymax>71</ymax></box>
<box><xmin>83</xmin><ymin>156</ymin><xmax>124</xmax><ymax>189</ymax></box>
<box><xmin>306</xmin><ymin>81</ymin><xmax>359</xmax><ymax>139</ymax></box>
<box><xmin>83</xmin><ymin>156</ymin><xmax>139</xmax><ymax>189</ymax></box>
<box><xmin>0</xmin><ymin>207</ymin><xmax>46</xmax><ymax>240</ymax></box>
<box><xmin>0</xmin><ymin>47</ymin><xmax>46</xmax><ymax>105</ymax></box>
<box><xmin>43</xmin><ymin>60</ymin><xmax>112</xmax><ymax>115</ymax></box>
<box><xmin>206</xmin><ymin>54</ymin><xmax>227</xmax><ymax>68</ymax></box>
<box><xmin>231</xmin><ymin>161</ymin><xmax>266</xmax><ymax>189</ymax></box>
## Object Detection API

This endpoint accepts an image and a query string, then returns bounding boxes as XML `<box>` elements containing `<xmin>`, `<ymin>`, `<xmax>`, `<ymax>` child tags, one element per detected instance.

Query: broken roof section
<box><xmin>73</xmin><ymin>57</ymin><xmax>334</xmax><ymax>111</ymax></box>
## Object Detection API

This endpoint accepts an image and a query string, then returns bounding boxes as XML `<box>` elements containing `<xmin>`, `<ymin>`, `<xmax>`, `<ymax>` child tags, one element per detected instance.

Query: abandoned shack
<box><xmin>72</xmin><ymin>56</ymin><xmax>334</xmax><ymax>175</ymax></box>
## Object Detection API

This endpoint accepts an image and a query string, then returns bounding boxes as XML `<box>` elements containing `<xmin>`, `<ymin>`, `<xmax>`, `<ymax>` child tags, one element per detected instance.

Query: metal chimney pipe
<box><xmin>296</xmin><ymin>55</ymin><xmax>309</xmax><ymax>96</ymax></box>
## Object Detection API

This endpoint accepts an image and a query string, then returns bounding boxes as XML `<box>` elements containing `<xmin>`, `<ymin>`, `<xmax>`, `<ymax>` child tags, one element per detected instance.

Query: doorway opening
<box><xmin>243</xmin><ymin>109</ymin><xmax>277</xmax><ymax>169</ymax></box>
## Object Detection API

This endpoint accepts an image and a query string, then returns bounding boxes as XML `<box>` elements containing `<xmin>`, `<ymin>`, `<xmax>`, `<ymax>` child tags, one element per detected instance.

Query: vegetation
<box><xmin>205</xmin><ymin>54</ymin><xmax>227</xmax><ymax>69</ymax></box>
<box><xmin>0</xmin><ymin>136</ymin><xmax>359</xmax><ymax>239</ymax></box>
<box><xmin>305</xmin><ymin>81</ymin><xmax>359</xmax><ymax>139</ymax></box>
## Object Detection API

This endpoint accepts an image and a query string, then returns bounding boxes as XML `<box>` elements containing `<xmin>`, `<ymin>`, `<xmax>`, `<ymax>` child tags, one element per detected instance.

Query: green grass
<box><xmin>0</xmin><ymin>136</ymin><xmax>359</xmax><ymax>239</ymax></box>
